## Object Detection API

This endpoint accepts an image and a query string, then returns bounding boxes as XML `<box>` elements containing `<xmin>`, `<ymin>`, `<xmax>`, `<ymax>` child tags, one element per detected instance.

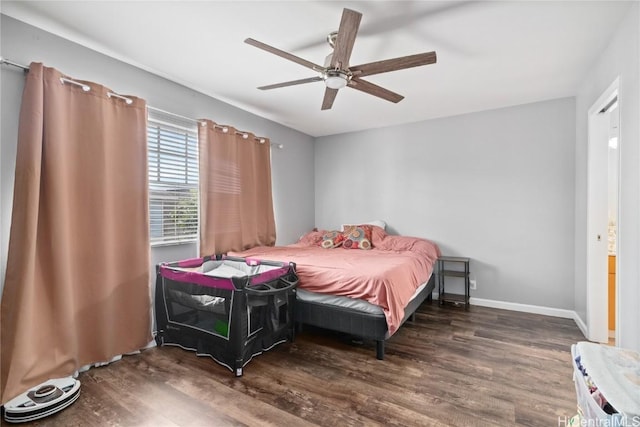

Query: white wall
<box><xmin>316</xmin><ymin>98</ymin><xmax>576</xmax><ymax>309</ymax></box>
<box><xmin>574</xmin><ymin>3</ymin><xmax>640</xmax><ymax>352</ymax></box>
<box><xmin>0</xmin><ymin>15</ymin><xmax>315</xmax><ymax>296</ymax></box>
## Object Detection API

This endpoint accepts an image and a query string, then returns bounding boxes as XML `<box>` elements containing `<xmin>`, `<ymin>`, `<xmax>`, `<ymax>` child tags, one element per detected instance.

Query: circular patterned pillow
<box><xmin>320</xmin><ymin>230</ymin><xmax>345</xmax><ymax>248</ymax></box>
<box><xmin>342</xmin><ymin>225</ymin><xmax>373</xmax><ymax>250</ymax></box>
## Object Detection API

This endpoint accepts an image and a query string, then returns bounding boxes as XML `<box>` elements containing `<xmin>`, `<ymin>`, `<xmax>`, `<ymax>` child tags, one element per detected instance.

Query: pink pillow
<box><xmin>320</xmin><ymin>230</ymin><xmax>345</xmax><ymax>248</ymax></box>
<box><xmin>374</xmin><ymin>235</ymin><xmax>441</xmax><ymax>263</ymax></box>
<box><xmin>342</xmin><ymin>225</ymin><xmax>373</xmax><ymax>250</ymax></box>
<box><xmin>297</xmin><ymin>230</ymin><xmax>325</xmax><ymax>246</ymax></box>
<box><xmin>370</xmin><ymin>225</ymin><xmax>387</xmax><ymax>245</ymax></box>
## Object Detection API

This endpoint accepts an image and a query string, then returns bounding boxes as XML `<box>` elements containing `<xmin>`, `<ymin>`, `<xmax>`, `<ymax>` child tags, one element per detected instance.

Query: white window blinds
<box><xmin>147</xmin><ymin>110</ymin><xmax>199</xmax><ymax>245</ymax></box>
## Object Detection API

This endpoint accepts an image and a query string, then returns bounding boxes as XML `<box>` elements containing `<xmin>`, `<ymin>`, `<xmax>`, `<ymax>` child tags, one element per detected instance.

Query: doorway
<box><xmin>606</xmin><ymin>100</ymin><xmax>619</xmax><ymax>345</ymax></box>
<box><xmin>586</xmin><ymin>78</ymin><xmax>619</xmax><ymax>344</ymax></box>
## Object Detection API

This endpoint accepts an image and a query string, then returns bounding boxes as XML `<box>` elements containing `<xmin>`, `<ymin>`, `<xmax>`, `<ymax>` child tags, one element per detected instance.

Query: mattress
<box><xmin>296</xmin><ymin>280</ymin><xmax>430</xmax><ymax>316</ymax></box>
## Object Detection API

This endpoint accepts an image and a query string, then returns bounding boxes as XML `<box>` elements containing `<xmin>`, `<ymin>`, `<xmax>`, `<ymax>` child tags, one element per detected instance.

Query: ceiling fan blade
<box><xmin>331</xmin><ymin>8</ymin><xmax>362</xmax><ymax>69</ymax></box>
<box><xmin>258</xmin><ymin>76</ymin><xmax>323</xmax><ymax>90</ymax></box>
<box><xmin>321</xmin><ymin>88</ymin><xmax>339</xmax><ymax>110</ymax></box>
<box><xmin>350</xmin><ymin>51</ymin><xmax>437</xmax><ymax>78</ymax></box>
<box><xmin>245</xmin><ymin>38</ymin><xmax>323</xmax><ymax>71</ymax></box>
<box><xmin>348</xmin><ymin>78</ymin><xmax>404</xmax><ymax>103</ymax></box>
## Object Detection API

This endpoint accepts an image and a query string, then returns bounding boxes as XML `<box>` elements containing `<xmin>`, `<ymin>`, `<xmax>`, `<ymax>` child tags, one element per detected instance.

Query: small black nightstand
<box><xmin>437</xmin><ymin>256</ymin><xmax>470</xmax><ymax>309</ymax></box>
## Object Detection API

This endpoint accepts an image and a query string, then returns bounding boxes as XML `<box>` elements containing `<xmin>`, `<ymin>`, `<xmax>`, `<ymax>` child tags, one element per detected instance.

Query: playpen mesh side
<box><xmin>155</xmin><ymin>262</ymin><xmax>297</xmax><ymax>375</ymax></box>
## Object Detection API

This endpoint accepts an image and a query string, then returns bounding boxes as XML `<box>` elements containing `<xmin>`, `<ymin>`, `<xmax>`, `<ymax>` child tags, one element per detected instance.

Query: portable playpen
<box><xmin>155</xmin><ymin>255</ymin><xmax>298</xmax><ymax>376</ymax></box>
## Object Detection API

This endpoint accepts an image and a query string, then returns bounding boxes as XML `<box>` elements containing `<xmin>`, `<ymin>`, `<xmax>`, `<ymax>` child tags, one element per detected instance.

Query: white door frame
<box><xmin>586</xmin><ymin>77</ymin><xmax>619</xmax><ymax>343</ymax></box>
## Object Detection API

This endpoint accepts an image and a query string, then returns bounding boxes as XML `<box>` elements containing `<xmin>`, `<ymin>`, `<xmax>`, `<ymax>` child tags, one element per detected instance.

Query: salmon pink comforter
<box><xmin>228</xmin><ymin>233</ymin><xmax>440</xmax><ymax>335</ymax></box>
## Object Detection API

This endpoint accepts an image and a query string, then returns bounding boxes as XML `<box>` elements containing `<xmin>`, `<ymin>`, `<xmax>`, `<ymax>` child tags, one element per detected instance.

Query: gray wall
<box><xmin>3</xmin><ymin>9</ymin><xmax>639</xmax><ymax>351</ymax></box>
<box><xmin>574</xmin><ymin>3</ymin><xmax>639</xmax><ymax>351</ymax></box>
<box><xmin>315</xmin><ymin>98</ymin><xmax>576</xmax><ymax>309</ymax></box>
<box><xmin>0</xmin><ymin>15</ymin><xmax>315</xmax><ymax>296</ymax></box>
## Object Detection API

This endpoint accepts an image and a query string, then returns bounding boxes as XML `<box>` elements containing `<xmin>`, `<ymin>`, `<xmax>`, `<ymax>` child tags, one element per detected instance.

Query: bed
<box><xmin>228</xmin><ymin>224</ymin><xmax>440</xmax><ymax>359</ymax></box>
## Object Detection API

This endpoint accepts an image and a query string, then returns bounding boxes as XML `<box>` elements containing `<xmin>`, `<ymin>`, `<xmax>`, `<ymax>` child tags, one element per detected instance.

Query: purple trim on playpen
<box><xmin>220</xmin><ymin>255</ymin><xmax>292</xmax><ymax>285</ymax></box>
<box><xmin>159</xmin><ymin>266</ymin><xmax>237</xmax><ymax>290</ymax></box>
<box><xmin>176</xmin><ymin>257</ymin><xmax>206</xmax><ymax>268</ymax></box>
<box><xmin>159</xmin><ymin>256</ymin><xmax>292</xmax><ymax>290</ymax></box>
<box><xmin>248</xmin><ymin>267</ymin><xmax>290</xmax><ymax>285</ymax></box>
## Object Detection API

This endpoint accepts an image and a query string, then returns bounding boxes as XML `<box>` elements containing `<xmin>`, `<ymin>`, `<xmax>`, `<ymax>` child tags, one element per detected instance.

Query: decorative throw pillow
<box><xmin>320</xmin><ymin>230</ymin><xmax>345</xmax><ymax>248</ymax></box>
<box><xmin>342</xmin><ymin>225</ymin><xmax>373</xmax><ymax>250</ymax></box>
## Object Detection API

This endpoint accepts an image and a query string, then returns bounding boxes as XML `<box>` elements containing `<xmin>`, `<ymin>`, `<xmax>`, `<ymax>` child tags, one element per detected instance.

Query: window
<box><xmin>147</xmin><ymin>110</ymin><xmax>198</xmax><ymax>245</ymax></box>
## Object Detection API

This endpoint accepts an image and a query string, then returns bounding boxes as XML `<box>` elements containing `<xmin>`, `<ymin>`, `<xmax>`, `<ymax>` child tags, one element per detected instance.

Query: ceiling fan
<box><xmin>245</xmin><ymin>8</ymin><xmax>437</xmax><ymax>110</ymax></box>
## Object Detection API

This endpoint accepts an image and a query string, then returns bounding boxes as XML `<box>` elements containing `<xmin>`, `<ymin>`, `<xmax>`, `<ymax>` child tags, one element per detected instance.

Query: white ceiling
<box><xmin>1</xmin><ymin>1</ymin><xmax>632</xmax><ymax>137</ymax></box>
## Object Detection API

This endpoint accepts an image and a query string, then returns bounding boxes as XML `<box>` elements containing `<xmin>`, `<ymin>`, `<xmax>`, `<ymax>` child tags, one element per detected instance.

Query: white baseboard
<box><xmin>430</xmin><ymin>293</ymin><xmax>587</xmax><ymax>336</ymax></box>
<box><xmin>434</xmin><ymin>293</ymin><xmax>575</xmax><ymax>318</ymax></box>
<box><xmin>468</xmin><ymin>297</ymin><xmax>576</xmax><ymax>319</ymax></box>
<box><xmin>573</xmin><ymin>312</ymin><xmax>588</xmax><ymax>338</ymax></box>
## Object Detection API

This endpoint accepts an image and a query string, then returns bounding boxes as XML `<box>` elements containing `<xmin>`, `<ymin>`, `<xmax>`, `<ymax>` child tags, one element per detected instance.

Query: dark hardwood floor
<box><xmin>20</xmin><ymin>301</ymin><xmax>585</xmax><ymax>426</ymax></box>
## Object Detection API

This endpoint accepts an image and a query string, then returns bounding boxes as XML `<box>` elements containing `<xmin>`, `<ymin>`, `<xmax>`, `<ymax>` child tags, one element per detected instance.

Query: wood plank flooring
<box><xmin>19</xmin><ymin>302</ymin><xmax>585</xmax><ymax>426</ymax></box>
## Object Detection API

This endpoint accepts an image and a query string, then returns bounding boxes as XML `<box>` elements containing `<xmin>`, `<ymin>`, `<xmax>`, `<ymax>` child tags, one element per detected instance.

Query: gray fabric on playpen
<box><xmin>202</xmin><ymin>260</ymin><xmax>280</xmax><ymax>278</ymax></box>
<box><xmin>167</xmin><ymin>290</ymin><xmax>226</xmax><ymax>314</ymax></box>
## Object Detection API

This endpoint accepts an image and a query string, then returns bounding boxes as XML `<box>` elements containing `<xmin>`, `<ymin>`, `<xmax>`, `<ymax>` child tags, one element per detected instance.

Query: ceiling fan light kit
<box><xmin>324</xmin><ymin>70</ymin><xmax>349</xmax><ymax>89</ymax></box>
<box><xmin>245</xmin><ymin>8</ymin><xmax>437</xmax><ymax>110</ymax></box>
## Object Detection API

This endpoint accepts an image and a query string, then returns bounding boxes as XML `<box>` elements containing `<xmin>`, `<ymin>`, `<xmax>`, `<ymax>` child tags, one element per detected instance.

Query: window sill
<box><xmin>151</xmin><ymin>239</ymin><xmax>197</xmax><ymax>248</ymax></box>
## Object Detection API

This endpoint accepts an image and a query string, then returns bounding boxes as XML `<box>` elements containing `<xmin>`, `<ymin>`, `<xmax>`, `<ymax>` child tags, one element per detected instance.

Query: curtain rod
<box><xmin>1</xmin><ymin>57</ymin><xmax>283</xmax><ymax>149</ymax></box>
<box><xmin>148</xmin><ymin>106</ymin><xmax>282</xmax><ymax>148</ymax></box>
<box><xmin>0</xmin><ymin>57</ymin><xmax>29</xmax><ymax>72</ymax></box>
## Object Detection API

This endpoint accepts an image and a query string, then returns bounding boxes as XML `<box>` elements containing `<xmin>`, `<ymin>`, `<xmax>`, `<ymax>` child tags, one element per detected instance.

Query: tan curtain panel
<box><xmin>1</xmin><ymin>63</ymin><xmax>152</xmax><ymax>403</ymax></box>
<box><xmin>198</xmin><ymin>120</ymin><xmax>276</xmax><ymax>255</ymax></box>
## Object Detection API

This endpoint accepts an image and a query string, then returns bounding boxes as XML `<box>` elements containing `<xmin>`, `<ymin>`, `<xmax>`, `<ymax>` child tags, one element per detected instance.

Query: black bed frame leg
<box><xmin>376</xmin><ymin>340</ymin><xmax>384</xmax><ymax>360</ymax></box>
